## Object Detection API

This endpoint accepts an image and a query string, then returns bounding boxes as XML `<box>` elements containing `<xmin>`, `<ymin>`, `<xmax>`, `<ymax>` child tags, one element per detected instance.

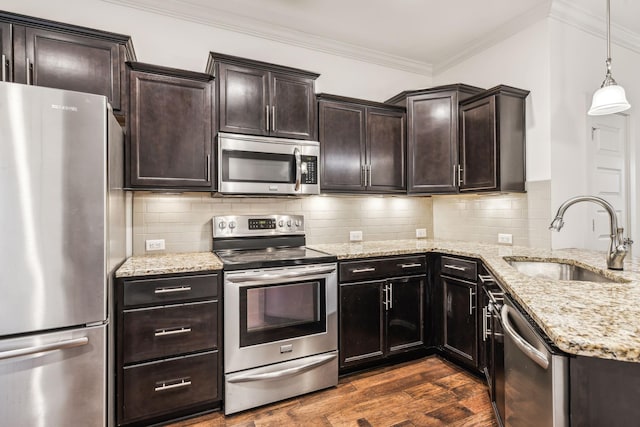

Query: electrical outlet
<box><xmin>145</xmin><ymin>239</ymin><xmax>165</xmax><ymax>251</ymax></box>
<box><xmin>349</xmin><ymin>231</ymin><xmax>363</xmax><ymax>242</ymax></box>
<box><xmin>416</xmin><ymin>228</ymin><xmax>427</xmax><ymax>238</ymax></box>
<box><xmin>498</xmin><ymin>233</ymin><xmax>513</xmax><ymax>245</ymax></box>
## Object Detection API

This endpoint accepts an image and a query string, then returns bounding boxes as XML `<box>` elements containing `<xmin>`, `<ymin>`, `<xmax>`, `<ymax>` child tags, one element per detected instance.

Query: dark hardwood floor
<box><xmin>168</xmin><ymin>356</ymin><xmax>497</xmax><ymax>427</ymax></box>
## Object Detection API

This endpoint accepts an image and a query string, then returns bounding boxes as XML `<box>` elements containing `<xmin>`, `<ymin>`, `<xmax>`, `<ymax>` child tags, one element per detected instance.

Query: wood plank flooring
<box><xmin>167</xmin><ymin>356</ymin><xmax>498</xmax><ymax>427</ymax></box>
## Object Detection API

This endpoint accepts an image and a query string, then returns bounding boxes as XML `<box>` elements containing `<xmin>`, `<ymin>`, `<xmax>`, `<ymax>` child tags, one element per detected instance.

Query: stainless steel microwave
<box><xmin>217</xmin><ymin>132</ymin><xmax>320</xmax><ymax>195</ymax></box>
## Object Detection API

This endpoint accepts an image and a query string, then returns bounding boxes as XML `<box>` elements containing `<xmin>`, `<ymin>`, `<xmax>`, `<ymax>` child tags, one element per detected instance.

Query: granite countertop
<box><xmin>115</xmin><ymin>252</ymin><xmax>223</xmax><ymax>278</ymax></box>
<box><xmin>114</xmin><ymin>239</ymin><xmax>640</xmax><ymax>363</ymax></box>
<box><xmin>308</xmin><ymin>239</ymin><xmax>640</xmax><ymax>363</ymax></box>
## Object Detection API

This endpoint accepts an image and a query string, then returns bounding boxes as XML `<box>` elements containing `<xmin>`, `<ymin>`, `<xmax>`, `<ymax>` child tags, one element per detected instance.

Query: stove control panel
<box><xmin>213</xmin><ymin>214</ymin><xmax>305</xmax><ymax>238</ymax></box>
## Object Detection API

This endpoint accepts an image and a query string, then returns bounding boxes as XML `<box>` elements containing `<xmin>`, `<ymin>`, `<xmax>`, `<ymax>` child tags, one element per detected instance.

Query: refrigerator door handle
<box><xmin>0</xmin><ymin>337</ymin><xmax>89</xmax><ymax>361</ymax></box>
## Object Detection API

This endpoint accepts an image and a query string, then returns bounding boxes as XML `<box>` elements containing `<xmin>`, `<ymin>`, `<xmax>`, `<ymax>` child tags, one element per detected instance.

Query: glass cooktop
<box><xmin>215</xmin><ymin>246</ymin><xmax>336</xmax><ymax>271</ymax></box>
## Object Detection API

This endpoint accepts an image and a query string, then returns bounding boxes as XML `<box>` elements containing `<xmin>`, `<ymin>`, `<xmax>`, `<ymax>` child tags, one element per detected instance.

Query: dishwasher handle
<box><xmin>501</xmin><ymin>304</ymin><xmax>549</xmax><ymax>369</ymax></box>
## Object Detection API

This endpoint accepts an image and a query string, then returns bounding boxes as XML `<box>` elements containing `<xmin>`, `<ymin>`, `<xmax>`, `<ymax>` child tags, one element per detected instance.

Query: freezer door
<box><xmin>0</xmin><ymin>324</ymin><xmax>107</xmax><ymax>426</ymax></box>
<box><xmin>0</xmin><ymin>82</ymin><xmax>108</xmax><ymax>335</ymax></box>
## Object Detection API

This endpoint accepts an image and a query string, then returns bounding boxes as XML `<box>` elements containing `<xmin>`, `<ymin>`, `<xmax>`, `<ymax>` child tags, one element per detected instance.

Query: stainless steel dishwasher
<box><xmin>501</xmin><ymin>297</ymin><xmax>569</xmax><ymax>427</ymax></box>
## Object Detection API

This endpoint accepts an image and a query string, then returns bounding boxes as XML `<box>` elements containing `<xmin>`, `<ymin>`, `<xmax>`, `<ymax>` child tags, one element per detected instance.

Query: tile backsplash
<box><xmin>133</xmin><ymin>193</ymin><xmax>434</xmax><ymax>254</ymax></box>
<box><xmin>431</xmin><ymin>180</ymin><xmax>552</xmax><ymax>249</ymax></box>
<box><xmin>132</xmin><ymin>181</ymin><xmax>551</xmax><ymax>255</ymax></box>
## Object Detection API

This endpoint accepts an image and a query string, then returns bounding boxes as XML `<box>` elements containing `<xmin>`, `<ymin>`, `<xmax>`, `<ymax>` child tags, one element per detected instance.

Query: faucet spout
<box><xmin>549</xmin><ymin>196</ymin><xmax>632</xmax><ymax>270</ymax></box>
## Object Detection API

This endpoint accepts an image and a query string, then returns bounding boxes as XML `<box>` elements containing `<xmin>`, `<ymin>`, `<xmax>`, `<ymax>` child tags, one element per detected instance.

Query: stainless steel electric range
<box><xmin>212</xmin><ymin>214</ymin><xmax>338</xmax><ymax>415</ymax></box>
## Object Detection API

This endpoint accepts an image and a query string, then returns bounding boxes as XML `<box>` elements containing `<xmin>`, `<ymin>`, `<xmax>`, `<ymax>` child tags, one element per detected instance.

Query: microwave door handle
<box><xmin>294</xmin><ymin>147</ymin><xmax>301</xmax><ymax>191</ymax></box>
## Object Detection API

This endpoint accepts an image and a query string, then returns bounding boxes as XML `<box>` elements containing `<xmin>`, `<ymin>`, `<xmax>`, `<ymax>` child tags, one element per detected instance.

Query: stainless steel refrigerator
<box><xmin>0</xmin><ymin>81</ymin><xmax>127</xmax><ymax>426</ymax></box>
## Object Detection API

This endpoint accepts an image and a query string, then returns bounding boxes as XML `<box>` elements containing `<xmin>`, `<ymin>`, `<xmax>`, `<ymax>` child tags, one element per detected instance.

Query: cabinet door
<box><xmin>24</xmin><ymin>27</ymin><xmax>123</xmax><ymax>110</ymax></box>
<box><xmin>459</xmin><ymin>96</ymin><xmax>497</xmax><ymax>191</ymax></box>
<box><xmin>218</xmin><ymin>62</ymin><xmax>269</xmax><ymax>136</ymax></box>
<box><xmin>442</xmin><ymin>277</ymin><xmax>478</xmax><ymax>367</ymax></box>
<box><xmin>319</xmin><ymin>101</ymin><xmax>366</xmax><ymax>192</ymax></box>
<box><xmin>128</xmin><ymin>70</ymin><xmax>213</xmax><ymax>189</ymax></box>
<box><xmin>387</xmin><ymin>276</ymin><xmax>424</xmax><ymax>354</ymax></box>
<box><xmin>407</xmin><ymin>92</ymin><xmax>458</xmax><ymax>193</ymax></box>
<box><xmin>270</xmin><ymin>72</ymin><xmax>315</xmax><ymax>139</ymax></box>
<box><xmin>339</xmin><ymin>281</ymin><xmax>384</xmax><ymax>368</ymax></box>
<box><xmin>367</xmin><ymin>107</ymin><xmax>406</xmax><ymax>192</ymax></box>
<box><xmin>0</xmin><ymin>23</ymin><xmax>11</xmax><ymax>82</ymax></box>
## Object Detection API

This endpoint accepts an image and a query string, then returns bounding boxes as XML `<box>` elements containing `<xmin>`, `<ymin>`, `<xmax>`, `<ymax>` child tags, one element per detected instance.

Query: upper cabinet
<box><xmin>318</xmin><ymin>94</ymin><xmax>406</xmax><ymax>193</ymax></box>
<box><xmin>459</xmin><ymin>85</ymin><xmax>529</xmax><ymax>193</ymax></box>
<box><xmin>0</xmin><ymin>11</ymin><xmax>135</xmax><ymax>115</ymax></box>
<box><xmin>387</xmin><ymin>84</ymin><xmax>483</xmax><ymax>194</ymax></box>
<box><xmin>126</xmin><ymin>62</ymin><xmax>214</xmax><ymax>191</ymax></box>
<box><xmin>207</xmin><ymin>52</ymin><xmax>319</xmax><ymax>140</ymax></box>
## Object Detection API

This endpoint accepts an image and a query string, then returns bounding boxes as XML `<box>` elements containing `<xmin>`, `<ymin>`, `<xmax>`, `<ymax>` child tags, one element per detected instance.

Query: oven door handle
<box><xmin>501</xmin><ymin>305</ymin><xmax>549</xmax><ymax>369</ymax></box>
<box><xmin>227</xmin><ymin>352</ymin><xmax>337</xmax><ymax>383</ymax></box>
<box><xmin>226</xmin><ymin>265</ymin><xmax>336</xmax><ymax>284</ymax></box>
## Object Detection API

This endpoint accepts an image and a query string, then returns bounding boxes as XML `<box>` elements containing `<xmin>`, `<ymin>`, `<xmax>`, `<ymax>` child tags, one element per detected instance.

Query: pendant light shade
<box><xmin>588</xmin><ymin>0</ymin><xmax>630</xmax><ymax>116</ymax></box>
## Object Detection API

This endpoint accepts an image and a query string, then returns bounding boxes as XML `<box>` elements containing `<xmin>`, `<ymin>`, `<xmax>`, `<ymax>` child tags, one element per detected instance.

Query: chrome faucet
<box><xmin>549</xmin><ymin>196</ymin><xmax>632</xmax><ymax>270</ymax></box>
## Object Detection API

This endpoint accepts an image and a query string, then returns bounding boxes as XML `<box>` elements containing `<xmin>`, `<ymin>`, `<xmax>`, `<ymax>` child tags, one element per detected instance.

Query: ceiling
<box><xmin>103</xmin><ymin>0</ymin><xmax>640</xmax><ymax>75</ymax></box>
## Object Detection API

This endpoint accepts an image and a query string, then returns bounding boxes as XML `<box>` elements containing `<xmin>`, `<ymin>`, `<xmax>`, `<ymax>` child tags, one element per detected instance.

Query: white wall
<box><xmin>548</xmin><ymin>18</ymin><xmax>639</xmax><ymax>249</ymax></box>
<box><xmin>3</xmin><ymin>0</ymin><xmax>431</xmax><ymax>101</ymax></box>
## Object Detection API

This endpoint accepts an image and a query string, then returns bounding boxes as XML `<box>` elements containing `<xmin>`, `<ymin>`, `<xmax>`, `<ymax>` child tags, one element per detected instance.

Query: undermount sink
<box><xmin>505</xmin><ymin>259</ymin><xmax>628</xmax><ymax>283</ymax></box>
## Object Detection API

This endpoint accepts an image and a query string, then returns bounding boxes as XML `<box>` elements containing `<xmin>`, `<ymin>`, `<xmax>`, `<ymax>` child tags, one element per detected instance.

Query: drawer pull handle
<box><xmin>444</xmin><ymin>264</ymin><xmax>467</xmax><ymax>271</ymax></box>
<box><xmin>154</xmin><ymin>286</ymin><xmax>191</xmax><ymax>294</ymax></box>
<box><xmin>154</xmin><ymin>377</ymin><xmax>192</xmax><ymax>392</ymax></box>
<box><xmin>154</xmin><ymin>327</ymin><xmax>192</xmax><ymax>337</ymax></box>
<box><xmin>400</xmin><ymin>263</ymin><xmax>422</xmax><ymax>268</ymax></box>
<box><xmin>351</xmin><ymin>267</ymin><xmax>376</xmax><ymax>273</ymax></box>
<box><xmin>478</xmin><ymin>274</ymin><xmax>495</xmax><ymax>283</ymax></box>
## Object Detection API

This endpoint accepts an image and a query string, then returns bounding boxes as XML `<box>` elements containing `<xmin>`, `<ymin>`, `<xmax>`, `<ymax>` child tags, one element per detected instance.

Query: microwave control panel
<box><xmin>301</xmin><ymin>156</ymin><xmax>318</xmax><ymax>184</ymax></box>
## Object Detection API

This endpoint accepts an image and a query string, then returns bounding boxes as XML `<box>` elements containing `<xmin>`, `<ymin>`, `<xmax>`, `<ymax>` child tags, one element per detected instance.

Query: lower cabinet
<box><xmin>339</xmin><ymin>255</ymin><xmax>427</xmax><ymax>371</ymax></box>
<box><xmin>115</xmin><ymin>272</ymin><xmax>222</xmax><ymax>426</ymax></box>
<box><xmin>439</xmin><ymin>255</ymin><xmax>479</xmax><ymax>370</ymax></box>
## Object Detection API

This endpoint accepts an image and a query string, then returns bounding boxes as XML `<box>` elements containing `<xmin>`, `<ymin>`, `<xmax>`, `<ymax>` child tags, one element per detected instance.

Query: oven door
<box><xmin>224</xmin><ymin>263</ymin><xmax>337</xmax><ymax>373</ymax></box>
<box><xmin>217</xmin><ymin>132</ymin><xmax>319</xmax><ymax>195</ymax></box>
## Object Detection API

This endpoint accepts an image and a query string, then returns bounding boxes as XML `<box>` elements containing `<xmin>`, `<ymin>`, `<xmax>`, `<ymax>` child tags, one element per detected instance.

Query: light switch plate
<box><xmin>416</xmin><ymin>228</ymin><xmax>427</xmax><ymax>238</ymax></box>
<box><xmin>349</xmin><ymin>231</ymin><xmax>363</xmax><ymax>242</ymax></box>
<box><xmin>146</xmin><ymin>239</ymin><xmax>165</xmax><ymax>251</ymax></box>
<box><xmin>498</xmin><ymin>233</ymin><xmax>513</xmax><ymax>245</ymax></box>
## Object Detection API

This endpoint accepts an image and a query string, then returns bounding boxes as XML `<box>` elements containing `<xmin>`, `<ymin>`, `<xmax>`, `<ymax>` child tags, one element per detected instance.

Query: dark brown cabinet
<box><xmin>126</xmin><ymin>62</ymin><xmax>214</xmax><ymax>190</ymax></box>
<box><xmin>439</xmin><ymin>256</ymin><xmax>479</xmax><ymax>369</ymax></box>
<box><xmin>1</xmin><ymin>22</ymin><xmax>11</xmax><ymax>82</ymax></box>
<box><xmin>0</xmin><ymin>11</ymin><xmax>134</xmax><ymax>114</ymax></box>
<box><xmin>339</xmin><ymin>255</ymin><xmax>426</xmax><ymax>371</ymax></box>
<box><xmin>207</xmin><ymin>52</ymin><xmax>318</xmax><ymax>140</ymax></box>
<box><xmin>459</xmin><ymin>85</ymin><xmax>529</xmax><ymax>192</ymax></box>
<box><xmin>318</xmin><ymin>94</ymin><xmax>406</xmax><ymax>193</ymax></box>
<box><xmin>386</xmin><ymin>84</ymin><xmax>483</xmax><ymax>194</ymax></box>
<box><xmin>115</xmin><ymin>272</ymin><xmax>222</xmax><ymax>426</ymax></box>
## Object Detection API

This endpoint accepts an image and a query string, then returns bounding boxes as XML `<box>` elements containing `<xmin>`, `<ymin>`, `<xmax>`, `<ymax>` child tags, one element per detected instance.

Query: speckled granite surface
<box><xmin>115</xmin><ymin>252</ymin><xmax>223</xmax><ymax>277</ymax></box>
<box><xmin>308</xmin><ymin>239</ymin><xmax>640</xmax><ymax>363</ymax></box>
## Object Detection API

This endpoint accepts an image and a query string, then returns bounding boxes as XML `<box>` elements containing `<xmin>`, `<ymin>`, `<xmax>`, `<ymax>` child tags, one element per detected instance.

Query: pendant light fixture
<box><xmin>588</xmin><ymin>0</ymin><xmax>630</xmax><ymax>116</ymax></box>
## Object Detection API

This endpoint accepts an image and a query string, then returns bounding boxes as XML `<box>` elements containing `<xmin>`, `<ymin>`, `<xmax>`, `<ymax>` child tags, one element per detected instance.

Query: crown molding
<box><xmin>101</xmin><ymin>0</ymin><xmax>640</xmax><ymax>79</ymax></box>
<box><xmin>549</xmin><ymin>0</ymin><xmax>640</xmax><ymax>55</ymax></box>
<box><xmin>100</xmin><ymin>0</ymin><xmax>433</xmax><ymax>76</ymax></box>
<box><xmin>433</xmin><ymin>1</ymin><xmax>552</xmax><ymax>75</ymax></box>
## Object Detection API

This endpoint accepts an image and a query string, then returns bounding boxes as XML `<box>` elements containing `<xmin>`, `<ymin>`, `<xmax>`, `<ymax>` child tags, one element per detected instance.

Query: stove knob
<box><xmin>218</xmin><ymin>220</ymin><xmax>227</xmax><ymax>230</ymax></box>
<box><xmin>287</xmin><ymin>220</ymin><xmax>292</xmax><ymax>227</ymax></box>
<box><xmin>295</xmin><ymin>220</ymin><xmax>301</xmax><ymax>227</ymax></box>
<box><xmin>278</xmin><ymin>220</ymin><xmax>284</xmax><ymax>227</ymax></box>
<box><xmin>229</xmin><ymin>221</ymin><xmax>236</xmax><ymax>229</ymax></box>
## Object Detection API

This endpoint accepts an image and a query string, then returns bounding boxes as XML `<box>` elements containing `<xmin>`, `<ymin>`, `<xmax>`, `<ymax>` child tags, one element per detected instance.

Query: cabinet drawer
<box><xmin>441</xmin><ymin>256</ymin><xmax>477</xmax><ymax>281</ymax></box>
<box><xmin>340</xmin><ymin>255</ymin><xmax>426</xmax><ymax>282</ymax></box>
<box><xmin>122</xmin><ymin>351</ymin><xmax>218</xmax><ymax>424</ymax></box>
<box><xmin>123</xmin><ymin>274</ymin><xmax>218</xmax><ymax>307</ymax></box>
<box><xmin>123</xmin><ymin>301</ymin><xmax>217</xmax><ymax>364</ymax></box>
